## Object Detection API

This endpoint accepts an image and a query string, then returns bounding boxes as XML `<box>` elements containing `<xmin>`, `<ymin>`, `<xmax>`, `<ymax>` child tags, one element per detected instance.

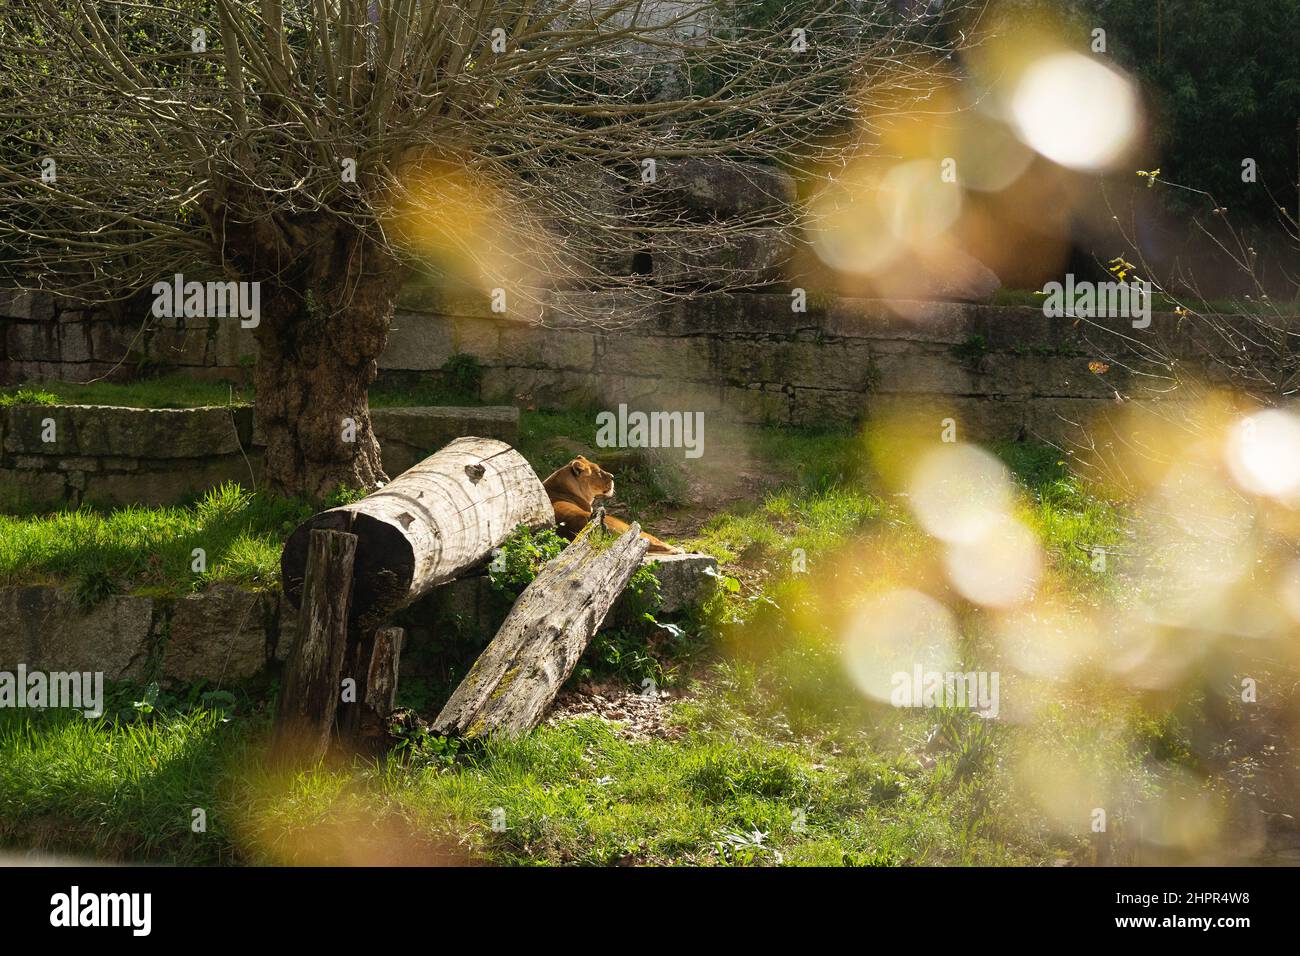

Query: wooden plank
<box><xmin>271</xmin><ymin>529</ymin><xmax>357</xmax><ymax>764</ymax></box>
<box><xmin>432</xmin><ymin>518</ymin><xmax>649</xmax><ymax>739</ymax></box>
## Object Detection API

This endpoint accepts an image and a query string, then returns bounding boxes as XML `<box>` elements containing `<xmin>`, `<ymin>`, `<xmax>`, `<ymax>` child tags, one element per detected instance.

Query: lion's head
<box><xmin>543</xmin><ymin>455</ymin><xmax>615</xmax><ymax>508</ymax></box>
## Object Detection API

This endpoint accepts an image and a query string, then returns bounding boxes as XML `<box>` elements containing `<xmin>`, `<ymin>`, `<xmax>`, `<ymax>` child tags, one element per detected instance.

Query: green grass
<box><xmin>748</xmin><ymin>423</ymin><xmax>867</xmax><ymax>491</ymax></box>
<box><xmin>0</xmin><ymin>706</ymin><xmax>246</xmax><ymax>864</ymax></box>
<box><xmin>0</xmin><ymin>375</ymin><xmax>482</xmax><ymax>411</ymax></box>
<box><xmin>0</xmin><ymin>684</ymin><xmax>1093</xmax><ymax>865</ymax></box>
<box><xmin>0</xmin><ymin>392</ymin><xmax>1176</xmax><ymax>867</ymax></box>
<box><xmin>0</xmin><ymin>404</ymin><xmax>695</xmax><ymax>599</ymax></box>
<box><xmin>690</xmin><ymin>484</ymin><xmax>885</xmax><ymax>566</ymax></box>
<box><xmin>0</xmin><ymin>375</ymin><xmax>252</xmax><ymax>409</ymax></box>
<box><xmin>0</xmin><ymin>483</ymin><xmax>338</xmax><ymax>598</ymax></box>
<box><xmin>369</xmin><ymin>380</ymin><xmax>478</xmax><ymax>408</ymax></box>
<box><xmin>687</xmin><ymin>437</ymin><xmax>1126</xmax><ymax>602</ymax></box>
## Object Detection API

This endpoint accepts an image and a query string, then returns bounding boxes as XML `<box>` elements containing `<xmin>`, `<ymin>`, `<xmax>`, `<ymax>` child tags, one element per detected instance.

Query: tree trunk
<box><xmin>335</xmin><ymin>624</ymin><xmax>404</xmax><ymax>755</ymax></box>
<box><xmin>203</xmin><ymin>180</ymin><xmax>406</xmax><ymax>499</ymax></box>
<box><xmin>432</xmin><ymin>518</ymin><xmax>650</xmax><ymax>739</ymax></box>
<box><xmin>247</xmin><ymin>226</ymin><xmax>403</xmax><ymax>500</ymax></box>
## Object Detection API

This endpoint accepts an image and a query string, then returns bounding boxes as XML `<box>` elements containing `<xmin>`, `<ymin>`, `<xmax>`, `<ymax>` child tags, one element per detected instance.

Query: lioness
<box><xmin>542</xmin><ymin>456</ymin><xmax>682</xmax><ymax>554</ymax></box>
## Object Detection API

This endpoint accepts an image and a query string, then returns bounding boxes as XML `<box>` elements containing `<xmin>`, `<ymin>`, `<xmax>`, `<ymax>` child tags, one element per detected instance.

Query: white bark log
<box><xmin>281</xmin><ymin>437</ymin><xmax>552</xmax><ymax>624</ymax></box>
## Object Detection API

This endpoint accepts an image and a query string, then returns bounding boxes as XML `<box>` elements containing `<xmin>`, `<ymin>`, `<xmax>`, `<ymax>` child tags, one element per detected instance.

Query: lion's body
<box><xmin>542</xmin><ymin>456</ymin><xmax>682</xmax><ymax>554</ymax></box>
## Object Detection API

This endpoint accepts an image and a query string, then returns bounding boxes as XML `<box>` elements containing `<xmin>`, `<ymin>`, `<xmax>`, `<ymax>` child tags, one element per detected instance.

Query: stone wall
<box><xmin>0</xmin><ymin>404</ymin><xmax>519</xmax><ymax>509</ymax></box>
<box><xmin>5</xmin><ymin>287</ymin><xmax>1283</xmax><ymax>444</ymax></box>
<box><xmin>0</xmin><ymin>552</ymin><xmax>718</xmax><ymax>684</ymax></box>
<box><xmin>382</xmin><ymin>292</ymin><xmax>1266</xmax><ymax>442</ymax></box>
<box><xmin>0</xmin><ymin>288</ymin><xmax>258</xmax><ymax>386</ymax></box>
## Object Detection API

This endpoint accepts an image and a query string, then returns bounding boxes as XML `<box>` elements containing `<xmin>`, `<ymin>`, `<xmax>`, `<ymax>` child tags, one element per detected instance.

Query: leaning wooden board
<box><xmin>433</xmin><ymin>518</ymin><xmax>650</xmax><ymax>739</ymax></box>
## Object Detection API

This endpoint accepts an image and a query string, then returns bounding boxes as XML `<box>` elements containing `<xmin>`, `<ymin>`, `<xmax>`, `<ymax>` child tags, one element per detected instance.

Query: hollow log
<box><xmin>432</xmin><ymin>519</ymin><xmax>650</xmax><ymax>739</ymax></box>
<box><xmin>271</xmin><ymin>529</ymin><xmax>357</xmax><ymax>764</ymax></box>
<box><xmin>281</xmin><ymin>437</ymin><xmax>552</xmax><ymax>626</ymax></box>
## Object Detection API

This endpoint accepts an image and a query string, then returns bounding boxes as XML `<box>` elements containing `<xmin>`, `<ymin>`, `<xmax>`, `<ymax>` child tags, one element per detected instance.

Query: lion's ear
<box><xmin>570</xmin><ymin>460</ymin><xmax>584</xmax><ymax>476</ymax></box>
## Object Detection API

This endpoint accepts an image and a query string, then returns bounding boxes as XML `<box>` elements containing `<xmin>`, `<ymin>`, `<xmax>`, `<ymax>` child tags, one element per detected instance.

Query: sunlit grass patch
<box><xmin>0</xmin><ymin>685</ymin><xmax>1092</xmax><ymax>867</ymax></box>
<box><xmin>0</xmin><ymin>408</ymin><xmax>1183</xmax><ymax>867</ymax></box>
<box><xmin>0</xmin><ymin>375</ymin><xmax>251</xmax><ymax>409</ymax></box>
<box><xmin>689</xmin><ymin>437</ymin><xmax>1126</xmax><ymax>605</ymax></box>
<box><xmin>0</xmin><ymin>483</ymin><xmax>312</xmax><ymax>598</ymax></box>
<box><xmin>689</xmin><ymin>485</ymin><xmax>887</xmax><ymax>564</ymax></box>
<box><xmin>0</xmin><ymin>705</ymin><xmax>247</xmax><ymax>864</ymax></box>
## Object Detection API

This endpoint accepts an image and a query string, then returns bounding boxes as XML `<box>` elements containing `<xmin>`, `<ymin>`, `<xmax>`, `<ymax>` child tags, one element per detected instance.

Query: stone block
<box><xmin>498</xmin><ymin>327</ymin><xmax>595</xmax><ymax>371</ymax></box>
<box><xmin>640</xmin><ymin>552</ymin><xmax>718</xmax><ymax>615</ymax></box>
<box><xmin>163</xmin><ymin>584</ymin><xmax>269</xmax><ymax>682</ymax></box>
<box><xmin>791</xmin><ymin>387</ymin><xmax>869</xmax><ymax>425</ymax></box>
<box><xmin>88</xmin><ymin>321</ymin><xmax>137</xmax><ymax>363</ymax></box>
<box><xmin>825</xmin><ymin>298</ymin><xmax>977</xmax><ymax>343</ymax></box>
<box><xmin>872</xmin><ymin>349</ymin><xmax>977</xmax><ymax>396</ymax></box>
<box><xmin>481</xmin><ymin>367</ymin><xmax>600</xmax><ymax>408</ymax></box>
<box><xmin>0</xmin><ymin>469</ymin><xmax>68</xmax><ymax>510</ymax></box>
<box><xmin>380</xmin><ymin>312</ymin><xmax>455</xmax><ymax>371</ymax></box>
<box><xmin>653</xmin><ymin>228</ymin><xmax>792</xmax><ymax>288</ymax></box>
<box><xmin>210</xmin><ymin>318</ymin><xmax>259</xmax><ymax>368</ymax></box>
<box><xmin>597</xmin><ymin>334</ymin><xmax>716</xmax><ymax>382</ymax></box>
<box><xmin>0</xmin><ymin>587</ymin><xmax>154</xmax><ymax>680</ymax></box>
<box><xmin>5</xmin><ymin>321</ymin><xmax>61</xmax><ymax>362</ymax></box>
<box><xmin>67</xmin><ymin>406</ymin><xmax>242</xmax><ymax>458</ymax></box>
<box><xmin>372</xmin><ymin>406</ymin><xmax>519</xmax><ymax>476</ymax></box>
<box><xmin>148</xmin><ymin>319</ymin><xmax>209</xmax><ymax>366</ymax></box>
<box><xmin>60</xmin><ymin>323</ymin><xmax>93</xmax><ymax>363</ymax></box>
<box><xmin>866</xmin><ymin>393</ymin><xmax>1028</xmax><ymax>442</ymax></box>
<box><xmin>657</xmin><ymin>158</ymin><xmax>796</xmax><ymax>218</ymax></box>
<box><xmin>0</xmin><ymin>290</ymin><xmax>57</xmax><ymax>322</ymax></box>
<box><xmin>56</xmin><ymin>456</ymin><xmax>100</xmax><ymax>472</ymax></box>
<box><xmin>451</xmin><ymin>317</ymin><xmax>501</xmax><ymax>359</ymax></box>
<box><xmin>732</xmin><ymin>383</ymin><xmax>796</xmax><ymax>424</ymax></box>
<box><xmin>2</xmin><ymin>407</ymin><xmax>72</xmax><ymax>457</ymax></box>
<box><xmin>81</xmin><ymin>456</ymin><xmax>252</xmax><ymax>507</ymax></box>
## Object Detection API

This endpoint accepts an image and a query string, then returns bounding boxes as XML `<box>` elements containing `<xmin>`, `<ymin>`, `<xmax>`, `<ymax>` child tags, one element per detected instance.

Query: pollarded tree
<box><xmin>0</xmin><ymin>1</ymin><xmax>976</xmax><ymax>497</ymax></box>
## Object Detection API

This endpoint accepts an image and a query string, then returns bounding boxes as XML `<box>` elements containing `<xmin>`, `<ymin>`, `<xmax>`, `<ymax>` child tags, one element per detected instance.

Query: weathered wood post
<box><xmin>271</xmin><ymin>529</ymin><xmax>357</xmax><ymax>764</ymax></box>
<box><xmin>432</xmin><ymin>518</ymin><xmax>650</xmax><ymax>739</ymax></box>
<box><xmin>360</xmin><ymin>627</ymin><xmax>404</xmax><ymax>745</ymax></box>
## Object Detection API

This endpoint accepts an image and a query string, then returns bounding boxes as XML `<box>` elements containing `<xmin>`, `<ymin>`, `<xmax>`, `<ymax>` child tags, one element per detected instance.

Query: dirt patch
<box><xmin>546</xmin><ymin>682</ymin><xmax>685</xmax><ymax>741</ymax></box>
<box><xmin>641</xmin><ymin>468</ymin><xmax>773</xmax><ymax>538</ymax></box>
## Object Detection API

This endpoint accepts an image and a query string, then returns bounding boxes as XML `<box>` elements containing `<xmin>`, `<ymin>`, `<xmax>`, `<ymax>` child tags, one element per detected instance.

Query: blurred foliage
<box><xmin>1082</xmin><ymin>0</ymin><xmax>1300</xmax><ymax>222</ymax></box>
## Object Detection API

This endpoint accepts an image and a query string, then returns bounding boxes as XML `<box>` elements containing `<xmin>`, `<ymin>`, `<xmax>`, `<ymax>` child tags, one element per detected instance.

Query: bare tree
<box><xmin>1051</xmin><ymin>173</ymin><xmax>1300</xmax><ymax>491</ymax></box>
<box><xmin>0</xmin><ymin>0</ymin><xmax>976</xmax><ymax>496</ymax></box>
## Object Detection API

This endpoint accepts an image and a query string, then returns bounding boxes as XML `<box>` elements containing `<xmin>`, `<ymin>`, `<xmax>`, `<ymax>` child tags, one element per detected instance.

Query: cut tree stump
<box><xmin>432</xmin><ymin>517</ymin><xmax>650</xmax><ymax>739</ymax></box>
<box><xmin>280</xmin><ymin>437</ymin><xmax>552</xmax><ymax>626</ymax></box>
<box><xmin>271</xmin><ymin>529</ymin><xmax>357</xmax><ymax>764</ymax></box>
<box><xmin>338</xmin><ymin>626</ymin><xmax>405</xmax><ymax>755</ymax></box>
<box><xmin>363</xmin><ymin>627</ymin><xmax>404</xmax><ymax>724</ymax></box>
